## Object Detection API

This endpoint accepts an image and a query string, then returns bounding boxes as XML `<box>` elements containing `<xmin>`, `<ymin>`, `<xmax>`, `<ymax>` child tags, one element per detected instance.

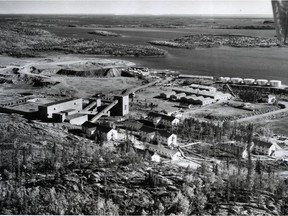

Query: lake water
<box><xmin>71</xmin><ymin>26</ymin><xmax>288</xmax><ymax>84</ymax></box>
<box><xmin>7</xmin><ymin>15</ymin><xmax>288</xmax><ymax>84</ymax></box>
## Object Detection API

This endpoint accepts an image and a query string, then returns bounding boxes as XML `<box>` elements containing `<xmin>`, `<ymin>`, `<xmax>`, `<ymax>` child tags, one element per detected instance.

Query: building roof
<box><xmin>82</xmin><ymin>121</ymin><xmax>97</xmax><ymax>128</ymax></box>
<box><xmin>146</xmin><ymin>144</ymin><xmax>179</xmax><ymax>158</ymax></box>
<box><xmin>139</xmin><ymin>126</ymin><xmax>156</xmax><ymax>134</ymax></box>
<box><xmin>138</xmin><ymin>119</ymin><xmax>156</xmax><ymax>128</ymax></box>
<box><xmin>123</xmin><ymin>120</ymin><xmax>143</xmax><ymax>129</ymax></box>
<box><xmin>253</xmin><ymin>138</ymin><xmax>274</xmax><ymax>149</ymax></box>
<box><xmin>60</xmin><ymin>109</ymin><xmax>76</xmax><ymax>114</ymax></box>
<box><xmin>148</xmin><ymin>112</ymin><xmax>177</xmax><ymax>122</ymax></box>
<box><xmin>161</xmin><ymin>91</ymin><xmax>176</xmax><ymax>96</ymax></box>
<box><xmin>66</xmin><ymin>113</ymin><xmax>87</xmax><ymax>120</ymax></box>
<box><xmin>157</xmin><ymin>130</ymin><xmax>174</xmax><ymax>138</ymax></box>
<box><xmin>96</xmin><ymin>124</ymin><xmax>114</xmax><ymax>134</ymax></box>
<box><xmin>39</xmin><ymin>98</ymin><xmax>81</xmax><ymax>107</ymax></box>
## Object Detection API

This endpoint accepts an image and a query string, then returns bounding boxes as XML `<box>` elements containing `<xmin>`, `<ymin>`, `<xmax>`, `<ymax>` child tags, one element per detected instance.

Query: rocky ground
<box><xmin>0</xmin><ymin>113</ymin><xmax>286</xmax><ymax>215</ymax></box>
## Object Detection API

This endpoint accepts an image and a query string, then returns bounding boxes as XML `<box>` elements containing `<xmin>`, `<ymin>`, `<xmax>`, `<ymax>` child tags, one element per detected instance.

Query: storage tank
<box><xmin>256</xmin><ymin>79</ymin><xmax>269</xmax><ymax>86</ymax></box>
<box><xmin>243</xmin><ymin>78</ymin><xmax>255</xmax><ymax>85</ymax></box>
<box><xmin>269</xmin><ymin>80</ymin><xmax>282</xmax><ymax>87</ymax></box>
<box><xmin>222</xmin><ymin>77</ymin><xmax>230</xmax><ymax>83</ymax></box>
<box><xmin>230</xmin><ymin>77</ymin><xmax>243</xmax><ymax>84</ymax></box>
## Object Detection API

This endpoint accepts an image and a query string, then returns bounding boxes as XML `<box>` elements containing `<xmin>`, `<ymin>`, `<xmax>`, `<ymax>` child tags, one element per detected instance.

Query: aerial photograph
<box><xmin>1</xmin><ymin>0</ymin><xmax>288</xmax><ymax>215</ymax></box>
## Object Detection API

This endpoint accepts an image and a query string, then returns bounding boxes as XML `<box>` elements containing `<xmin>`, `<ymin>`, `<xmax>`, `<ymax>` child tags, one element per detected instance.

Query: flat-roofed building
<box><xmin>38</xmin><ymin>98</ymin><xmax>83</xmax><ymax>119</ymax></box>
<box><xmin>65</xmin><ymin>113</ymin><xmax>88</xmax><ymax>125</ymax></box>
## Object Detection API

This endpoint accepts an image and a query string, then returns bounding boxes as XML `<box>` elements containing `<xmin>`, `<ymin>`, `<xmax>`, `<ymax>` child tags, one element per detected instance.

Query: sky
<box><xmin>0</xmin><ymin>0</ymin><xmax>274</xmax><ymax>16</ymax></box>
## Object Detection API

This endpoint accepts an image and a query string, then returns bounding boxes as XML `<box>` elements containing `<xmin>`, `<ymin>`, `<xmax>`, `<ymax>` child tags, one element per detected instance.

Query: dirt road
<box><xmin>236</xmin><ymin>101</ymin><xmax>288</xmax><ymax>123</ymax></box>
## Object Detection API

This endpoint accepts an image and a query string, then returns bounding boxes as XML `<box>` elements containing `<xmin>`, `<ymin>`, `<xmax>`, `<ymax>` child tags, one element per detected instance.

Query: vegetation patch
<box><xmin>150</xmin><ymin>34</ymin><xmax>279</xmax><ymax>49</ymax></box>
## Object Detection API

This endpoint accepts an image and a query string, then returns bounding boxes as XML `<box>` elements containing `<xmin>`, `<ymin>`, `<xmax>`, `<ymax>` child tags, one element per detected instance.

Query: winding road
<box><xmin>236</xmin><ymin>101</ymin><xmax>288</xmax><ymax>123</ymax></box>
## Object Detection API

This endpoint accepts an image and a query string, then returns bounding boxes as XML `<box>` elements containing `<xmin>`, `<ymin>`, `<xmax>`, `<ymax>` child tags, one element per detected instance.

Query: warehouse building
<box><xmin>170</xmin><ymin>93</ymin><xmax>186</xmax><ymax>101</ymax></box>
<box><xmin>38</xmin><ymin>98</ymin><xmax>83</xmax><ymax>119</ymax></box>
<box><xmin>160</xmin><ymin>91</ymin><xmax>176</xmax><ymax>99</ymax></box>
<box><xmin>190</xmin><ymin>84</ymin><xmax>217</xmax><ymax>92</ymax></box>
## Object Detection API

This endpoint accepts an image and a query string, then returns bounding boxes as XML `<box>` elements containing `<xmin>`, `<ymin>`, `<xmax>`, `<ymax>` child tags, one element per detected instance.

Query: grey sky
<box><xmin>0</xmin><ymin>0</ymin><xmax>273</xmax><ymax>15</ymax></box>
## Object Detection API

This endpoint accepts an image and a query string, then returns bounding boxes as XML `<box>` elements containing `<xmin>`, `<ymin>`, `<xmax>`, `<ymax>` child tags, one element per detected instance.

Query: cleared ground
<box><xmin>0</xmin><ymin>55</ymin><xmax>141</xmax><ymax>107</ymax></box>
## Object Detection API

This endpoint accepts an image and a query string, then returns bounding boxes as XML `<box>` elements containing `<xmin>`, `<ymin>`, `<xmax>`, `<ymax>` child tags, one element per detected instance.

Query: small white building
<box><xmin>151</xmin><ymin>153</ymin><xmax>161</xmax><ymax>162</ymax></box>
<box><xmin>263</xmin><ymin>95</ymin><xmax>276</xmax><ymax>104</ymax></box>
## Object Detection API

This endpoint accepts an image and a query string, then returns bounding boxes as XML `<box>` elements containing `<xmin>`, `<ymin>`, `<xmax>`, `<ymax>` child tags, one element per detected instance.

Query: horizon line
<box><xmin>0</xmin><ymin>13</ymin><xmax>274</xmax><ymax>17</ymax></box>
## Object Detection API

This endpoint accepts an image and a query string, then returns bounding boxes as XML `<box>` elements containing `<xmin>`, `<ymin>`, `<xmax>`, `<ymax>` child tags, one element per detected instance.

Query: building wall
<box><xmin>268</xmin><ymin>145</ymin><xmax>276</xmax><ymax>156</ymax></box>
<box><xmin>168</xmin><ymin>134</ymin><xmax>177</xmax><ymax>146</ymax></box>
<box><xmin>171</xmin><ymin>152</ymin><xmax>182</xmax><ymax>161</ymax></box>
<box><xmin>39</xmin><ymin>98</ymin><xmax>83</xmax><ymax>119</ymax></box>
<box><xmin>107</xmin><ymin>129</ymin><xmax>118</xmax><ymax>141</ymax></box>
<box><xmin>151</xmin><ymin>153</ymin><xmax>161</xmax><ymax>162</ymax></box>
<box><xmin>112</xmin><ymin>95</ymin><xmax>129</xmax><ymax>116</ymax></box>
<box><xmin>52</xmin><ymin>113</ymin><xmax>66</xmax><ymax>122</ymax></box>
<box><xmin>68</xmin><ymin>115</ymin><xmax>88</xmax><ymax>126</ymax></box>
<box><xmin>83</xmin><ymin>127</ymin><xmax>96</xmax><ymax>137</ymax></box>
<box><xmin>157</xmin><ymin>134</ymin><xmax>177</xmax><ymax>146</ymax></box>
<box><xmin>140</xmin><ymin>131</ymin><xmax>155</xmax><ymax>141</ymax></box>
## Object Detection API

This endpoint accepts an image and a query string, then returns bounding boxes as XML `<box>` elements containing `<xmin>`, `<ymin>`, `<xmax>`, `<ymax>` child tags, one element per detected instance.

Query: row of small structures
<box><xmin>220</xmin><ymin>77</ymin><xmax>282</xmax><ymax>87</ymax></box>
<box><xmin>160</xmin><ymin>84</ymin><xmax>232</xmax><ymax>106</ymax></box>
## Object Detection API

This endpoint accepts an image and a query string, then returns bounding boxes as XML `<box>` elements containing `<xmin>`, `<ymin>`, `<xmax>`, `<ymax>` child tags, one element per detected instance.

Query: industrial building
<box><xmin>170</xmin><ymin>93</ymin><xmax>186</xmax><ymax>101</ymax></box>
<box><xmin>173</xmin><ymin>87</ymin><xmax>232</xmax><ymax>102</ymax></box>
<box><xmin>160</xmin><ymin>91</ymin><xmax>176</xmax><ymax>99</ymax></box>
<box><xmin>181</xmin><ymin>95</ymin><xmax>215</xmax><ymax>106</ymax></box>
<box><xmin>190</xmin><ymin>84</ymin><xmax>216</xmax><ymax>92</ymax></box>
<box><xmin>38</xmin><ymin>94</ymin><xmax>129</xmax><ymax>126</ymax></box>
<box><xmin>38</xmin><ymin>98</ymin><xmax>83</xmax><ymax>119</ymax></box>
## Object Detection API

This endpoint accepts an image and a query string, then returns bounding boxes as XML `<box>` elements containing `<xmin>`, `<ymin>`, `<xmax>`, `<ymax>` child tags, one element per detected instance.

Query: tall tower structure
<box><xmin>112</xmin><ymin>95</ymin><xmax>129</xmax><ymax>116</ymax></box>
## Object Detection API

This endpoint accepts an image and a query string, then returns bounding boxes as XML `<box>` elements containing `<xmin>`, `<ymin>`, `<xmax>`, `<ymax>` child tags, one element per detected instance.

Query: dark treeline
<box><xmin>174</xmin><ymin>118</ymin><xmax>256</xmax><ymax>143</ymax></box>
